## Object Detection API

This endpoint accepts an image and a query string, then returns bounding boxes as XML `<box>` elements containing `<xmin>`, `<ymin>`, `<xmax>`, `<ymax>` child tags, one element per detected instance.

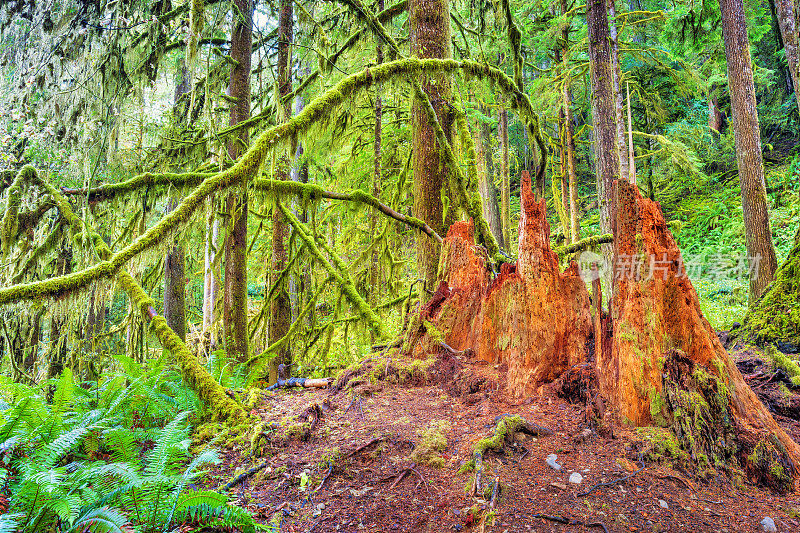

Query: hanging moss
<box><xmin>1</xmin><ymin>165</ymin><xmax>36</xmax><ymax>255</ymax></box>
<box><xmin>0</xmin><ymin>59</ymin><xmax>544</xmax><ymax>306</ymax></box>
<box><xmin>279</xmin><ymin>204</ymin><xmax>389</xmax><ymax>340</ymax></box>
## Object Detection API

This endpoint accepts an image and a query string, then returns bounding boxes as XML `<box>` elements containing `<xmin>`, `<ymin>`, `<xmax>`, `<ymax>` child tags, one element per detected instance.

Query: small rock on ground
<box><xmin>658</xmin><ymin>499</ymin><xmax>669</xmax><ymax>509</ymax></box>
<box><xmin>760</xmin><ymin>517</ymin><xmax>777</xmax><ymax>533</ymax></box>
<box><xmin>568</xmin><ymin>472</ymin><xmax>583</xmax><ymax>484</ymax></box>
<box><xmin>546</xmin><ymin>454</ymin><xmax>561</xmax><ymax>471</ymax></box>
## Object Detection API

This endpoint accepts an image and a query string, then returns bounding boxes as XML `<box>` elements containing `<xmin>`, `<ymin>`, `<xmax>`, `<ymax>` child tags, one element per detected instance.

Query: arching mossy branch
<box><xmin>60</xmin><ymin>171</ymin><xmax>214</xmax><ymax>201</ymax></box>
<box><xmin>1</xmin><ymin>166</ymin><xmax>36</xmax><ymax>255</ymax></box>
<box><xmin>0</xmin><ymin>58</ymin><xmax>542</xmax><ymax>306</ymax></box>
<box><xmin>279</xmin><ymin>203</ymin><xmax>389</xmax><ymax>340</ymax></box>
<box><xmin>253</xmin><ymin>178</ymin><xmax>442</xmax><ymax>243</ymax></box>
<box><xmin>16</xmin><ymin>167</ymin><xmax>246</xmax><ymax>423</ymax></box>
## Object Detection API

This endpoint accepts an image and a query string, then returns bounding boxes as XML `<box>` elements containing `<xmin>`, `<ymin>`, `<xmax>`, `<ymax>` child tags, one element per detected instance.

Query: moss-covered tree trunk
<box><xmin>587</xmin><ymin>0</ymin><xmax>621</xmax><ymax>281</ymax></box>
<box><xmin>163</xmin><ymin>197</ymin><xmax>186</xmax><ymax>342</ymax></box>
<box><xmin>559</xmin><ymin>0</ymin><xmax>580</xmax><ymax>243</ymax></box>
<box><xmin>608</xmin><ymin>0</ymin><xmax>628</xmax><ymax>183</ymax></box>
<box><xmin>410</xmin><ymin>0</ymin><xmax>452</xmax><ymax>289</ymax></box>
<box><xmin>498</xmin><ymin>107</ymin><xmax>511</xmax><ymax>251</ymax></box>
<box><xmin>719</xmin><ymin>0</ymin><xmax>778</xmax><ymax>303</ymax></box>
<box><xmin>478</xmin><ymin>104</ymin><xmax>504</xmax><ymax>250</ymax></box>
<box><xmin>739</xmin><ymin>226</ymin><xmax>800</xmax><ymax>348</ymax></box>
<box><xmin>164</xmin><ymin>63</ymin><xmax>189</xmax><ymax>342</ymax></box>
<box><xmin>369</xmin><ymin>0</ymin><xmax>385</xmax><ymax>344</ymax></box>
<box><xmin>774</xmin><ymin>0</ymin><xmax>800</xmax><ymax>112</ymax></box>
<box><xmin>203</xmin><ymin>194</ymin><xmax>220</xmax><ymax>349</ymax></box>
<box><xmin>223</xmin><ymin>0</ymin><xmax>253</xmax><ymax>363</ymax></box>
<box><xmin>268</xmin><ymin>0</ymin><xmax>293</xmax><ymax>383</ymax></box>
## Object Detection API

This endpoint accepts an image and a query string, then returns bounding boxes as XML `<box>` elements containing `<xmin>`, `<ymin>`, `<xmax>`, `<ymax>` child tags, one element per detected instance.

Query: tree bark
<box><xmin>478</xmin><ymin>105</ymin><xmax>505</xmax><ymax>250</ymax></box>
<box><xmin>719</xmin><ymin>0</ymin><xmax>778</xmax><ymax>303</ymax></box>
<box><xmin>588</xmin><ymin>0</ymin><xmax>621</xmax><ymax>275</ymax></box>
<box><xmin>608</xmin><ymin>0</ymin><xmax>628</xmax><ymax>182</ymax></box>
<box><xmin>559</xmin><ymin>2</ymin><xmax>581</xmax><ymax>243</ymax></box>
<box><xmin>268</xmin><ymin>0</ymin><xmax>293</xmax><ymax>382</ymax></box>
<box><xmin>708</xmin><ymin>83</ymin><xmax>723</xmax><ymax>140</ymax></box>
<box><xmin>163</xmin><ymin>63</ymin><xmax>189</xmax><ymax>343</ymax></box>
<box><xmin>370</xmin><ymin>0</ymin><xmax>385</xmax><ymax>343</ymax></box>
<box><xmin>410</xmin><ymin>0</ymin><xmax>452</xmax><ymax>289</ymax></box>
<box><xmin>223</xmin><ymin>0</ymin><xmax>253</xmax><ymax>363</ymax></box>
<box><xmin>498</xmin><ymin>107</ymin><xmax>511</xmax><ymax>251</ymax></box>
<box><xmin>163</xmin><ymin>197</ymin><xmax>186</xmax><ymax>342</ymax></box>
<box><xmin>774</xmin><ymin>0</ymin><xmax>800</xmax><ymax>111</ymax></box>
<box><xmin>203</xmin><ymin>194</ymin><xmax>220</xmax><ymax>349</ymax></box>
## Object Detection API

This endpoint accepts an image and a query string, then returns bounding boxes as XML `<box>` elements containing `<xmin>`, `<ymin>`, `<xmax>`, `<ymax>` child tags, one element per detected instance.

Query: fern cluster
<box><xmin>0</xmin><ymin>363</ymin><xmax>255</xmax><ymax>533</ymax></box>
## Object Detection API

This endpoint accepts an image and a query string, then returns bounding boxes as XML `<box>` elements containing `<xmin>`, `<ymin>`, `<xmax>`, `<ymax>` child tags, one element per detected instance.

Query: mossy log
<box><xmin>408</xmin><ymin>174</ymin><xmax>800</xmax><ymax>491</ymax></box>
<box><xmin>738</xmin><ymin>226</ymin><xmax>800</xmax><ymax>349</ymax></box>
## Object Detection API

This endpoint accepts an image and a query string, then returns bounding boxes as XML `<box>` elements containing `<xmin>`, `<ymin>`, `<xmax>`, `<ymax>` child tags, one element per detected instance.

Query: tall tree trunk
<box><xmin>370</xmin><ymin>0</ymin><xmax>385</xmax><ymax>343</ymax></box>
<box><xmin>626</xmin><ymin>81</ymin><xmax>637</xmax><ymax>185</ymax></box>
<box><xmin>410</xmin><ymin>0</ymin><xmax>452</xmax><ymax>289</ymax></box>
<box><xmin>720</xmin><ymin>0</ymin><xmax>778</xmax><ymax>303</ymax></box>
<box><xmin>203</xmin><ymin>194</ymin><xmax>220</xmax><ymax>350</ymax></box>
<box><xmin>774</xmin><ymin>0</ymin><xmax>800</xmax><ymax>110</ymax></box>
<box><xmin>498</xmin><ymin>107</ymin><xmax>511</xmax><ymax>251</ymax></box>
<box><xmin>588</xmin><ymin>0</ymin><xmax>621</xmax><ymax>277</ymax></box>
<box><xmin>478</xmin><ymin>105</ymin><xmax>504</xmax><ymax>249</ymax></box>
<box><xmin>164</xmin><ymin>63</ymin><xmax>190</xmax><ymax>343</ymax></box>
<box><xmin>708</xmin><ymin>83</ymin><xmax>723</xmax><ymax>140</ymax></box>
<box><xmin>223</xmin><ymin>0</ymin><xmax>253</xmax><ymax>363</ymax></box>
<box><xmin>559</xmin><ymin>2</ymin><xmax>581</xmax><ymax>243</ymax></box>
<box><xmin>48</xmin><ymin>243</ymin><xmax>72</xmax><ymax>378</ymax></box>
<box><xmin>608</xmin><ymin>0</ymin><xmax>628</xmax><ymax>182</ymax></box>
<box><xmin>563</xmin><ymin>86</ymin><xmax>580</xmax><ymax>242</ymax></box>
<box><xmin>268</xmin><ymin>0</ymin><xmax>293</xmax><ymax>382</ymax></box>
<box><xmin>163</xmin><ymin>197</ymin><xmax>186</xmax><ymax>342</ymax></box>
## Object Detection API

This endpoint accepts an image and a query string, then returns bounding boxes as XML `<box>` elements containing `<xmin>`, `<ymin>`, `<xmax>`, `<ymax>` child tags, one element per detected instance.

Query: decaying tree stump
<box><xmin>599</xmin><ymin>179</ymin><xmax>800</xmax><ymax>491</ymax></box>
<box><xmin>406</xmin><ymin>173</ymin><xmax>592</xmax><ymax>396</ymax></box>
<box><xmin>405</xmin><ymin>174</ymin><xmax>800</xmax><ymax>491</ymax></box>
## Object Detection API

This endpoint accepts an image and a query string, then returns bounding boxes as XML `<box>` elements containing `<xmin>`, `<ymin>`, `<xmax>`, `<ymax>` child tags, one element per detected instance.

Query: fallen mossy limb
<box><xmin>554</xmin><ymin>233</ymin><xmax>614</xmax><ymax>257</ymax></box>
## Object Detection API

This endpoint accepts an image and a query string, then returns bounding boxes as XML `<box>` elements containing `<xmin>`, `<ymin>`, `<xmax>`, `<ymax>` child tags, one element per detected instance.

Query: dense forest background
<box><xmin>1</xmin><ymin>0</ymin><xmax>800</xmax><ymax>530</ymax></box>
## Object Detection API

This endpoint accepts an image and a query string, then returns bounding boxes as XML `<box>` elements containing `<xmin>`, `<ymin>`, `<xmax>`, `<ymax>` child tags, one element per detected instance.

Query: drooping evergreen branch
<box><xmin>0</xmin><ymin>58</ymin><xmax>540</xmax><ymax>306</ymax></box>
<box><xmin>279</xmin><ymin>203</ymin><xmax>389</xmax><ymax>340</ymax></box>
<box><xmin>12</xmin><ymin>166</ymin><xmax>246</xmax><ymax>423</ymax></box>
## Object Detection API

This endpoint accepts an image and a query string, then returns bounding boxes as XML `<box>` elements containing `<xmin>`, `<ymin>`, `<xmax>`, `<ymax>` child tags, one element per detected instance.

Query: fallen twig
<box><xmin>218</xmin><ymin>459</ymin><xmax>270</xmax><ymax>491</ymax></box>
<box><xmin>314</xmin><ymin>462</ymin><xmax>335</xmax><ymax>493</ymax></box>
<box><xmin>531</xmin><ymin>514</ymin><xmax>609</xmax><ymax>533</ymax></box>
<box><xmin>577</xmin><ymin>463</ymin><xmax>646</xmax><ymax>497</ymax></box>
<box><xmin>346</xmin><ymin>437</ymin><xmax>384</xmax><ymax>457</ymax></box>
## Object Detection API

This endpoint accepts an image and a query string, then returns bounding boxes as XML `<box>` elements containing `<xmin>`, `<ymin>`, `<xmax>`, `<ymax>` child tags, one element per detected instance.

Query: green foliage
<box><xmin>0</xmin><ymin>362</ymin><xmax>254</xmax><ymax>533</ymax></box>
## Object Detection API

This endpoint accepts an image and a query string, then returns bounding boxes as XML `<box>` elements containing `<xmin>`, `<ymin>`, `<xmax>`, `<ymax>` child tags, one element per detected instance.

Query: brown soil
<box><xmin>203</xmin><ymin>353</ymin><xmax>800</xmax><ymax>533</ymax></box>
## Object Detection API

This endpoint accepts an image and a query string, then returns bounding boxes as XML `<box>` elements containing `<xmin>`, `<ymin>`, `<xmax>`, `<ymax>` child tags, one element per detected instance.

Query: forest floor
<box><xmin>203</xmin><ymin>338</ymin><xmax>800</xmax><ymax>533</ymax></box>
